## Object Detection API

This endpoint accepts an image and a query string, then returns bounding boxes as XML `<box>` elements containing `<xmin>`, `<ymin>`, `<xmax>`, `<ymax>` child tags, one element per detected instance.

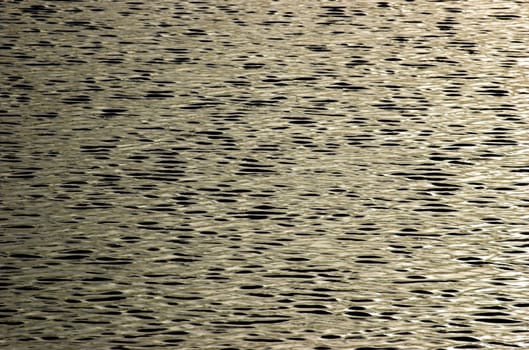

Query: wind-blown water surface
<box><xmin>2</xmin><ymin>1</ymin><xmax>529</xmax><ymax>349</ymax></box>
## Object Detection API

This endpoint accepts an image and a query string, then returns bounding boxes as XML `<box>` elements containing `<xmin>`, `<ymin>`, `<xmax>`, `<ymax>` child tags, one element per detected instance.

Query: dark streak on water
<box><xmin>1</xmin><ymin>1</ymin><xmax>529</xmax><ymax>349</ymax></box>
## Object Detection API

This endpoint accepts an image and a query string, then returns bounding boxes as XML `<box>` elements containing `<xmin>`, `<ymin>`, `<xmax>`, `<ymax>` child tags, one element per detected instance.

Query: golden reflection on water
<box><xmin>1</xmin><ymin>0</ymin><xmax>529</xmax><ymax>349</ymax></box>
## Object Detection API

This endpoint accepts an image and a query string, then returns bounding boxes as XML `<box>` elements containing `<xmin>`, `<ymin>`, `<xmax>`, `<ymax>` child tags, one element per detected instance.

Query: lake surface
<box><xmin>2</xmin><ymin>1</ymin><xmax>529</xmax><ymax>349</ymax></box>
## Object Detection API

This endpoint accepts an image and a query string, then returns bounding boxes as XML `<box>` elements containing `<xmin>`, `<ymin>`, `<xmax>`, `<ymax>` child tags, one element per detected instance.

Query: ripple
<box><xmin>2</xmin><ymin>0</ymin><xmax>529</xmax><ymax>349</ymax></box>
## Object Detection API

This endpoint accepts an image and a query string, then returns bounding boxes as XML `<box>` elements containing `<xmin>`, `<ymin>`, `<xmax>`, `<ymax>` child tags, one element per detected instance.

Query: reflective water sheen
<box><xmin>2</xmin><ymin>1</ymin><xmax>529</xmax><ymax>349</ymax></box>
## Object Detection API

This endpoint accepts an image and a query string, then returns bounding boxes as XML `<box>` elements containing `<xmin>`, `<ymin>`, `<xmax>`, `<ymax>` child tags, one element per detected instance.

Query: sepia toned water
<box><xmin>2</xmin><ymin>1</ymin><xmax>529</xmax><ymax>349</ymax></box>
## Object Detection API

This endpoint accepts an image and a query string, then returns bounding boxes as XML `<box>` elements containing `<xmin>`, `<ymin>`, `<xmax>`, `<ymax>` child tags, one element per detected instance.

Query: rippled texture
<box><xmin>2</xmin><ymin>1</ymin><xmax>529</xmax><ymax>349</ymax></box>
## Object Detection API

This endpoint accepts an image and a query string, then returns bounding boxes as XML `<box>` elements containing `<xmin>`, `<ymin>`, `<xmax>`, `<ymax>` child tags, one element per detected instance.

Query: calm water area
<box><xmin>2</xmin><ymin>1</ymin><xmax>529</xmax><ymax>349</ymax></box>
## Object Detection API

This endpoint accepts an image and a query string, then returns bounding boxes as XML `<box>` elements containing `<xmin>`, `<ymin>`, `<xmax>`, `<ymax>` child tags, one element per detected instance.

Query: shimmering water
<box><xmin>2</xmin><ymin>1</ymin><xmax>529</xmax><ymax>349</ymax></box>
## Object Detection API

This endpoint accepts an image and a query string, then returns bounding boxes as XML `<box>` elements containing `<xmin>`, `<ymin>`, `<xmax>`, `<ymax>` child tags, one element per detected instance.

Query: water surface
<box><xmin>2</xmin><ymin>1</ymin><xmax>529</xmax><ymax>349</ymax></box>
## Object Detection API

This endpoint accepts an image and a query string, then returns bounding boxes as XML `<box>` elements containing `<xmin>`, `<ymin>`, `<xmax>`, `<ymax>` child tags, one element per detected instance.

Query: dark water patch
<box><xmin>243</xmin><ymin>63</ymin><xmax>265</xmax><ymax>69</ymax></box>
<box><xmin>100</xmin><ymin>108</ymin><xmax>128</xmax><ymax>118</ymax></box>
<box><xmin>61</xmin><ymin>95</ymin><xmax>92</xmax><ymax>104</ymax></box>
<box><xmin>474</xmin><ymin>318</ymin><xmax>521</xmax><ymax>324</ymax></box>
<box><xmin>144</xmin><ymin>90</ymin><xmax>174</xmax><ymax>99</ymax></box>
<box><xmin>327</xmin><ymin>82</ymin><xmax>367</xmax><ymax>91</ymax></box>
